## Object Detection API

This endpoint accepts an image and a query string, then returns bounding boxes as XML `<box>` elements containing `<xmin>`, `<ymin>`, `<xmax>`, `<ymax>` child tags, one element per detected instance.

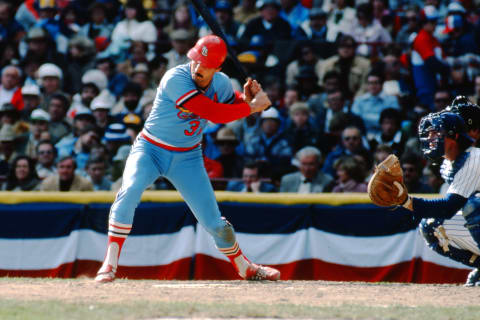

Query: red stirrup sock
<box><xmin>218</xmin><ymin>242</ymin><xmax>251</xmax><ymax>278</ymax></box>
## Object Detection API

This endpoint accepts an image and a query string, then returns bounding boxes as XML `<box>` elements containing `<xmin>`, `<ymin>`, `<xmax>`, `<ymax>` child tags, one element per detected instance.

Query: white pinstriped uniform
<box><xmin>438</xmin><ymin>147</ymin><xmax>480</xmax><ymax>254</ymax></box>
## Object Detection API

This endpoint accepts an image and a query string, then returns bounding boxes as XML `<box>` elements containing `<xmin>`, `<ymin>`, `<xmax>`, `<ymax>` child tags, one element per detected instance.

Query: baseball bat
<box><xmin>189</xmin><ymin>0</ymin><xmax>249</xmax><ymax>81</ymax></box>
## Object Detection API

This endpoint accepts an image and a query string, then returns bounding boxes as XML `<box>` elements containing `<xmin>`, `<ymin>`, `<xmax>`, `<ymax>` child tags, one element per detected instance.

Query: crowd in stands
<box><xmin>1</xmin><ymin>0</ymin><xmax>479</xmax><ymax>193</ymax></box>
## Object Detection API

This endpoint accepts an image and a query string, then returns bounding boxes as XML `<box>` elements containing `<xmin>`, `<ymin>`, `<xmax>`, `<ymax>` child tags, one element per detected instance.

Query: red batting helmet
<box><xmin>187</xmin><ymin>35</ymin><xmax>227</xmax><ymax>69</ymax></box>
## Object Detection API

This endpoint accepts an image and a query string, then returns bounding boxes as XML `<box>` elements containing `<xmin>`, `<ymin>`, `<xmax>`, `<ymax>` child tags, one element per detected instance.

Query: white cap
<box><xmin>448</xmin><ymin>2</ymin><xmax>466</xmax><ymax>13</ymax></box>
<box><xmin>91</xmin><ymin>92</ymin><xmax>115</xmax><ymax>111</ymax></box>
<box><xmin>261</xmin><ymin>107</ymin><xmax>280</xmax><ymax>120</ymax></box>
<box><xmin>82</xmin><ymin>69</ymin><xmax>108</xmax><ymax>91</ymax></box>
<box><xmin>30</xmin><ymin>108</ymin><xmax>51</xmax><ymax>121</ymax></box>
<box><xmin>423</xmin><ymin>5</ymin><xmax>439</xmax><ymax>21</ymax></box>
<box><xmin>38</xmin><ymin>63</ymin><xmax>63</xmax><ymax>79</ymax></box>
<box><xmin>21</xmin><ymin>84</ymin><xmax>41</xmax><ymax>96</ymax></box>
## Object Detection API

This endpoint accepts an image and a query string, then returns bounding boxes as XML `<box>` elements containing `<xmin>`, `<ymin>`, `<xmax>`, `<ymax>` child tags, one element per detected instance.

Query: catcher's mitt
<box><xmin>367</xmin><ymin>154</ymin><xmax>408</xmax><ymax>207</ymax></box>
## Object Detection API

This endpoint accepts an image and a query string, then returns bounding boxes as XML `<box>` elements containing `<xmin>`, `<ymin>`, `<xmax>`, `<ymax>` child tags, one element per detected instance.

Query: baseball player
<box><xmin>95</xmin><ymin>35</ymin><xmax>280</xmax><ymax>282</ymax></box>
<box><xmin>418</xmin><ymin>96</ymin><xmax>480</xmax><ymax>286</ymax></box>
<box><xmin>388</xmin><ymin>110</ymin><xmax>480</xmax><ymax>287</ymax></box>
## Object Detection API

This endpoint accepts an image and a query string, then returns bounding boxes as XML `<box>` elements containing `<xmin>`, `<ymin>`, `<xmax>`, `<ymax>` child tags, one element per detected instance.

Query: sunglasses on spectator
<box><xmin>216</xmin><ymin>141</ymin><xmax>237</xmax><ymax>146</ymax></box>
<box><xmin>38</xmin><ymin>150</ymin><xmax>53</xmax><ymax>155</ymax></box>
<box><xmin>343</xmin><ymin>136</ymin><xmax>360</xmax><ymax>141</ymax></box>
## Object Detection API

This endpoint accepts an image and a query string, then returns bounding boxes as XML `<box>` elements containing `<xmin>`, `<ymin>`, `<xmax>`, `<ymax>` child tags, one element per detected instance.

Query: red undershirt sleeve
<box><xmin>181</xmin><ymin>90</ymin><xmax>251</xmax><ymax>124</ymax></box>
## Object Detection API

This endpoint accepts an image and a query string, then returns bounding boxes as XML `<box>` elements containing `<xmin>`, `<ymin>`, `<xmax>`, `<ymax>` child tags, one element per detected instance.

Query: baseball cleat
<box><xmin>244</xmin><ymin>263</ymin><xmax>280</xmax><ymax>281</ymax></box>
<box><xmin>465</xmin><ymin>268</ymin><xmax>480</xmax><ymax>287</ymax></box>
<box><xmin>95</xmin><ymin>265</ymin><xmax>116</xmax><ymax>283</ymax></box>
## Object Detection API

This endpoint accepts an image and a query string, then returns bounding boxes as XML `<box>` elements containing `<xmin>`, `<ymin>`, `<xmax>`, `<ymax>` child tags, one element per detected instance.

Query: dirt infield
<box><xmin>1</xmin><ymin>278</ymin><xmax>480</xmax><ymax>306</ymax></box>
<box><xmin>2</xmin><ymin>278</ymin><xmax>480</xmax><ymax>319</ymax></box>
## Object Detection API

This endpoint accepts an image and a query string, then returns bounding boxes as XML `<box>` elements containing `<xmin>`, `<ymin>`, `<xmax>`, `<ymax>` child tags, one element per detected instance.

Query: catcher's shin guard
<box><xmin>420</xmin><ymin>218</ymin><xmax>480</xmax><ymax>268</ymax></box>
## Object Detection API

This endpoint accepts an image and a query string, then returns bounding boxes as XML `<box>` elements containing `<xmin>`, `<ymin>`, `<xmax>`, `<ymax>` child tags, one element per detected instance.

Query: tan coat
<box><xmin>39</xmin><ymin>173</ymin><xmax>94</xmax><ymax>191</ymax></box>
<box><xmin>317</xmin><ymin>55</ymin><xmax>370</xmax><ymax>96</ymax></box>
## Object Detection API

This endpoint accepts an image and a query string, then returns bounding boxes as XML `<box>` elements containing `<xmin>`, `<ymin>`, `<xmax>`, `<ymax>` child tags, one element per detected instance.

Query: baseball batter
<box><xmin>401</xmin><ymin>111</ymin><xmax>480</xmax><ymax>286</ymax></box>
<box><xmin>95</xmin><ymin>35</ymin><xmax>280</xmax><ymax>282</ymax></box>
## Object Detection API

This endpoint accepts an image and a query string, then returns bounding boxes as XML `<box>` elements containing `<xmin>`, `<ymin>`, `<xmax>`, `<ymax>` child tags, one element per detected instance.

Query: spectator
<box><xmin>239</xmin><ymin>0</ymin><xmax>292</xmax><ymax>50</ymax></box>
<box><xmin>286</xmin><ymin>42</ymin><xmax>322</xmax><ymax>87</ymax></box>
<box><xmin>37</xmin><ymin>63</ymin><xmax>64</xmax><ymax>111</ymax></box>
<box><xmin>0</xmin><ymin>0</ymin><xmax>25</xmax><ymax>45</ymax></box>
<box><xmin>401</xmin><ymin>153</ymin><xmax>434</xmax><ymax>194</ymax></box>
<box><xmin>199</xmin><ymin>1</ymin><xmax>241</xmax><ymax>45</ymax></box>
<box><xmin>20</xmin><ymin>84</ymin><xmax>41</xmax><ymax>119</ymax></box>
<box><xmin>294</xmin><ymin>65</ymin><xmax>322</xmax><ymax>101</ymax></box>
<box><xmin>15</xmin><ymin>0</ymin><xmax>40</xmax><ymax>31</ymax></box>
<box><xmin>381</xmin><ymin>45</ymin><xmax>413</xmax><ymax>97</ymax></box>
<box><xmin>351</xmin><ymin>70</ymin><xmax>400</xmax><ymax>136</ymax></box>
<box><xmin>284</xmin><ymin>102</ymin><xmax>319</xmax><ymax>153</ymax></box>
<box><xmin>56</xmin><ymin>110</ymin><xmax>96</xmax><ymax>158</ymax></box>
<box><xmin>90</xmin><ymin>92</ymin><xmax>115</xmax><ymax>135</ymax></box>
<box><xmin>24</xmin><ymin>109</ymin><xmax>51</xmax><ymax>159</ymax></box>
<box><xmin>308</xmin><ymin>70</ymin><xmax>341</xmax><ymax>118</ymax></box>
<box><xmin>22</xmin><ymin>27</ymin><xmax>66</xmax><ymax>70</ymax></box>
<box><xmin>0</xmin><ymin>65</ymin><xmax>23</xmax><ymax>111</ymax></box>
<box><xmin>78</xmin><ymin>2</ymin><xmax>113</xmax><ymax>41</ymax></box>
<box><xmin>0</xmin><ymin>124</ymin><xmax>20</xmax><ymax>167</ymax></box>
<box><xmin>395</xmin><ymin>6</ymin><xmax>419</xmax><ymax>46</ymax></box>
<box><xmin>411</xmin><ymin>5</ymin><xmax>449</xmax><ymax>109</ymax></box>
<box><xmin>96</xmin><ymin>55</ymin><xmax>129</xmax><ymax>98</ymax></box>
<box><xmin>2</xmin><ymin>155</ymin><xmax>40</xmax><ymax>191</ymax></box>
<box><xmin>164</xmin><ymin>1</ymin><xmax>197</xmax><ymax>37</ymax></box>
<box><xmin>469</xmin><ymin>75</ymin><xmax>480</xmax><ymax>106</ymax></box>
<box><xmin>47</xmin><ymin>93</ymin><xmax>71</xmax><ymax>144</ymax></box>
<box><xmin>294</xmin><ymin>7</ymin><xmax>328</xmax><ymax>41</ymax></box>
<box><xmin>442</xmin><ymin>2</ymin><xmax>478</xmax><ymax>57</ymax></box>
<box><xmin>283</xmin><ymin>86</ymin><xmax>299</xmax><ymax>112</ymax></box>
<box><xmin>318</xmin><ymin>35</ymin><xmax>370</xmax><ymax>98</ymax></box>
<box><xmin>280</xmin><ymin>146</ymin><xmax>333</xmax><ymax>193</ymax></box>
<box><xmin>233</xmin><ymin>0</ymin><xmax>259</xmax><ymax>24</ymax></box>
<box><xmin>433</xmin><ymin>89</ymin><xmax>451</xmax><ymax>112</ymax></box>
<box><xmin>72</xmin><ymin>124</ymin><xmax>101</xmax><ymax>171</ymax></box>
<box><xmin>149</xmin><ymin>55</ymin><xmax>168</xmax><ymax>89</ymax></box>
<box><xmin>19</xmin><ymin>54</ymin><xmax>42</xmax><ymax>87</ymax></box>
<box><xmin>322</xmin><ymin>125</ymin><xmax>369</xmax><ymax>177</ymax></box>
<box><xmin>39</xmin><ymin>155</ymin><xmax>93</xmax><ymax>191</ymax></box>
<box><xmin>64</xmin><ymin>36</ymin><xmax>97</xmax><ymax>95</ymax></box>
<box><xmin>110</xmin><ymin>144</ymin><xmax>131</xmax><ymax>191</ymax></box>
<box><xmin>244</xmin><ymin>107</ymin><xmax>292</xmax><ymax>175</ymax></box>
<box><xmin>349</xmin><ymin>3</ymin><xmax>392</xmax><ymax>57</ymax></box>
<box><xmin>35</xmin><ymin>140</ymin><xmax>57</xmax><ymax>180</ymax></box>
<box><xmin>423</xmin><ymin>162</ymin><xmax>445</xmax><ymax>194</ymax></box>
<box><xmin>103</xmin><ymin>123</ymin><xmax>132</xmax><ymax>162</ymax></box>
<box><xmin>279</xmin><ymin>0</ymin><xmax>309</xmax><ymax>30</ymax></box>
<box><xmin>368</xmin><ymin>108</ymin><xmax>407</xmax><ymax>156</ymax></box>
<box><xmin>449</xmin><ymin>64</ymin><xmax>473</xmax><ymax>98</ymax></box>
<box><xmin>111</xmin><ymin>82</ymin><xmax>143</xmax><ymax>116</ymax></box>
<box><xmin>68</xmin><ymin>69</ymin><xmax>106</xmax><ymax>119</ymax></box>
<box><xmin>130</xmin><ymin>63</ymin><xmax>156</xmax><ymax>108</ymax></box>
<box><xmin>226</xmin><ymin>161</ymin><xmax>276</xmax><ymax>192</ymax></box>
<box><xmin>373</xmin><ymin>143</ymin><xmax>393</xmax><ymax>166</ymax></box>
<box><xmin>226</xmin><ymin>112</ymin><xmax>262</xmax><ymax>149</ymax></box>
<box><xmin>118</xmin><ymin>40</ymin><xmax>150</xmax><ymax>76</ymax></box>
<box><xmin>325</xmin><ymin>0</ymin><xmax>356</xmax><ymax>42</ymax></box>
<box><xmin>85</xmin><ymin>156</ymin><xmax>112</xmax><ymax>191</ymax></box>
<box><xmin>110</xmin><ymin>0</ymin><xmax>157</xmax><ymax>46</ymax></box>
<box><xmin>314</xmin><ymin>89</ymin><xmax>365</xmax><ymax>135</ymax></box>
<box><xmin>331</xmin><ymin>156</ymin><xmax>368</xmax><ymax>192</ymax></box>
<box><xmin>214</xmin><ymin>127</ymin><xmax>244</xmax><ymax>179</ymax></box>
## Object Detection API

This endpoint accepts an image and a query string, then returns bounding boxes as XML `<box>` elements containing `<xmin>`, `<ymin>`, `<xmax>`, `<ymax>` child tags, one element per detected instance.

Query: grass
<box><xmin>1</xmin><ymin>278</ymin><xmax>479</xmax><ymax>320</ymax></box>
<box><xmin>1</xmin><ymin>300</ymin><xmax>480</xmax><ymax>320</ymax></box>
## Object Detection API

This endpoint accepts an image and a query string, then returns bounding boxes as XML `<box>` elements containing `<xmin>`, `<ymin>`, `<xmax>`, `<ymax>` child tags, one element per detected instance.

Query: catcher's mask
<box><xmin>418</xmin><ymin>112</ymin><xmax>473</xmax><ymax>161</ymax></box>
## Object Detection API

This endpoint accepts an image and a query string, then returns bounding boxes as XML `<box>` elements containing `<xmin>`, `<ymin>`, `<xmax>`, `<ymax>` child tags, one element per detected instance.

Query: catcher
<box><xmin>369</xmin><ymin>110</ymin><xmax>480</xmax><ymax>286</ymax></box>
